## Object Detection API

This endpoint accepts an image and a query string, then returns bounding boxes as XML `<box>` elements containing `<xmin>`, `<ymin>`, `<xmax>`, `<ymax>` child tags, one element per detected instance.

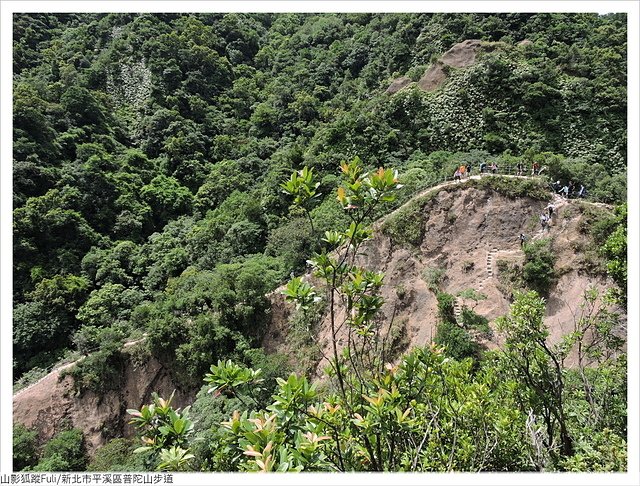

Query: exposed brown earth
<box><xmin>440</xmin><ymin>39</ymin><xmax>483</xmax><ymax>67</ymax></box>
<box><xmin>14</xmin><ymin>177</ymin><xmax>623</xmax><ymax>457</ymax></box>
<box><xmin>416</xmin><ymin>61</ymin><xmax>449</xmax><ymax>92</ymax></box>
<box><xmin>418</xmin><ymin>39</ymin><xmax>483</xmax><ymax>92</ymax></box>
<box><xmin>385</xmin><ymin>76</ymin><xmax>412</xmax><ymax>94</ymax></box>
<box><xmin>389</xmin><ymin>39</ymin><xmax>485</xmax><ymax>94</ymax></box>
<box><xmin>12</xmin><ymin>344</ymin><xmax>194</xmax><ymax>456</ymax></box>
<box><xmin>263</xmin><ymin>178</ymin><xmax>623</xmax><ymax>378</ymax></box>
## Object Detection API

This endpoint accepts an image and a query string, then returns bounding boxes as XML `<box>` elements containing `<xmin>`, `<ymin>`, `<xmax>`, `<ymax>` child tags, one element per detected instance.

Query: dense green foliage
<box><xmin>37</xmin><ymin>429</ymin><xmax>87</xmax><ymax>472</ymax></box>
<box><xmin>434</xmin><ymin>319</ymin><xmax>479</xmax><ymax>361</ymax></box>
<box><xmin>139</xmin><ymin>255</ymin><xmax>287</xmax><ymax>386</ymax></box>
<box><xmin>13</xmin><ymin>12</ymin><xmax>626</xmax><ymax>379</ymax></box>
<box><xmin>87</xmin><ymin>438</ymin><xmax>144</xmax><ymax>472</ymax></box>
<box><xmin>16</xmin><ymin>428</ymin><xmax>89</xmax><ymax>472</ymax></box>
<box><xmin>13</xmin><ymin>12</ymin><xmax>627</xmax><ymax>473</ymax></box>
<box><xmin>600</xmin><ymin>203</ymin><xmax>627</xmax><ymax>302</ymax></box>
<box><xmin>128</xmin><ymin>292</ymin><xmax>626</xmax><ymax>472</ymax></box>
<box><xmin>13</xmin><ymin>424</ymin><xmax>38</xmax><ymax>471</ymax></box>
<box><xmin>522</xmin><ymin>238</ymin><xmax>557</xmax><ymax>294</ymax></box>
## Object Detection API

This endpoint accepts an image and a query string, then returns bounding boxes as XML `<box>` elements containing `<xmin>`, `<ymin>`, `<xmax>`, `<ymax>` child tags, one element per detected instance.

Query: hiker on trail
<box><xmin>546</xmin><ymin>203</ymin><xmax>555</xmax><ymax>219</ymax></box>
<box><xmin>560</xmin><ymin>184</ymin><xmax>569</xmax><ymax>198</ymax></box>
<box><xmin>490</xmin><ymin>162</ymin><xmax>498</xmax><ymax>174</ymax></box>
<box><xmin>540</xmin><ymin>213</ymin><xmax>549</xmax><ymax>230</ymax></box>
<box><xmin>454</xmin><ymin>168</ymin><xmax>462</xmax><ymax>181</ymax></box>
<box><xmin>552</xmin><ymin>180</ymin><xmax>562</xmax><ymax>193</ymax></box>
<box><xmin>480</xmin><ymin>161</ymin><xmax>487</xmax><ymax>174</ymax></box>
<box><xmin>568</xmin><ymin>181</ymin><xmax>576</xmax><ymax>197</ymax></box>
<box><xmin>519</xmin><ymin>233</ymin><xmax>526</xmax><ymax>248</ymax></box>
<box><xmin>466</xmin><ymin>163</ymin><xmax>472</xmax><ymax>176</ymax></box>
<box><xmin>532</xmin><ymin>161</ymin><xmax>540</xmax><ymax>176</ymax></box>
<box><xmin>459</xmin><ymin>164</ymin><xmax>466</xmax><ymax>178</ymax></box>
<box><xmin>517</xmin><ymin>161</ymin><xmax>524</xmax><ymax>176</ymax></box>
<box><xmin>577</xmin><ymin>184</ymin><xmax>586</xmax><ymax>198</ymax></box>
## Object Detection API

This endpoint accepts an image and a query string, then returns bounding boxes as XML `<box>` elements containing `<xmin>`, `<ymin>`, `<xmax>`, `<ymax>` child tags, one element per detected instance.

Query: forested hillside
<box><xmin>13</xmin><ymin>13</ymin><xmax>627</xmax><ymax>473</ymax></box>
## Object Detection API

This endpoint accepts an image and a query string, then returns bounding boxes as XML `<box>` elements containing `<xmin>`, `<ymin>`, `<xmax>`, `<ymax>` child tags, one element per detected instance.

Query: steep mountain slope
<box><xmin>12</xmin><ymin>344</ymin><xmax>194</xmax><ymax>455</ymax></box>
<box><xmin>13</xmin><ymin>174</ymin><xmax>624</xmax><ymax>458</ymax></box>
<box><xmin>263</xmin><ymin>176</ymin><xmax>623</xmax><ymax>375</ymax></box>
<box><xmin>10</xmin><ymin>12</ymin><xmax>627</xmax><ymax>471</ymax></box>
<box><xmin>13</xmin><ymin>13</ymin><xmax>626</xmax><ymax>387</ymax></box>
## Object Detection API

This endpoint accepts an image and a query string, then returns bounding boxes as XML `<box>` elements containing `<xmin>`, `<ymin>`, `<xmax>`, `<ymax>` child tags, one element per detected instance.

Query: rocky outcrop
<box><xmin>389</xmin><ymin>39</ymin><xmax>486</xmax><ymax>94</ymax></box>
<box><xmin>440</xmin><ymin>39</ymin><xmax>483</xmax><ymax>68</ymax></box>
<box><xmin>416</xmin><ymin>62</ymin><xmax>449</xmax><ymax>92</ymax></box>
<box><xmin>13</xmin><ymin>345</ymin><xmax>195</xmax><ymax>456</ymax></box>
<box><xmin>386</xmin><ymin>76</ymin><xmax>412</xmax><ymax>94</ymax></box>
<box><xmin>417</xmin><ymin>39</ymin><xmax>483</xmax><ymax>92</ymax></box>
<box><xmin>263</xmin><ymin>179</ymin><xmax>624</xmax><ymax>376</ymax></box>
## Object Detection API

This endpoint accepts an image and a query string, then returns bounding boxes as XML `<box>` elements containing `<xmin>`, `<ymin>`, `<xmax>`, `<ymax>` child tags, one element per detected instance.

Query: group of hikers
<box><xmin>479</xmin><ymin>161</ymin><xmax>499</xmax><ymax>174</ymax></box>
<box><xmin>453</xmin><ymin>163</ymin><xmax>473</xmax><ymax>181</ymax></box>
<box><xmin>519</xmin><ymin>202</ymin><xmax>556</xmax><ymax>247</ymax></box>
<box><xmin>448</xmin><ymin>158</ymin><xmax>586</xmax><ymax>249</ymax></box>
<box><xmin>551</xmin><ymin>179</ymin><xmax>586</xmax><ymax>199</ymax></box>
<box><xmin>539</xmin><ymin>202</ymin><xmax>556</xmax><ymax>230</ymax></box>
<box><xmin>452</xmin><ymin>161</ymin><xmax>499</xmax><ymax>181</ymax></box>
<box><xmin>451</xmin><ymin>160</ymin><xmax>588</xmax><ymax>200</ymax></box>
<box><xmin>453</xmin><ymin>160</ymin><xmax>546</xmax><ymax>181</ymax></box>
<box><xmin>517</xmin><ymin>160</ymin><xmax>545</xmax><ymax>176</ymax></box>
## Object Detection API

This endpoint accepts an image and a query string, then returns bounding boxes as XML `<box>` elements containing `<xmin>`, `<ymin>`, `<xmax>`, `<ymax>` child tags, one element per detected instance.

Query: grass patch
<box><xmin>13</xmin><ymin>367</ymin><xmax>49</xmax><ymax>394</ymax></box>
<box><xmin>522</xmin><ymin>238</ymin><xmax>557</xmax><ymax>295</ymax></box>
<box><xmin>460</xmin><ymin>308</ymin><xmax>493</xmax><ymax>338</ymax></box>
<box><xmin>422</xmin><ymin>266</ymin><xmax>446</xmax><ymax>293</ymax></box>
<box><xmin>576</xmin><ymin>202</ymin><xmax>615</xmax><ymax>244</ymax></box>
<box><xmin>469</xmin><ymin>176</ymin><xmax>551</xmax><ymax>201</ymax></box>
<box><xmin>380</xmin><ymin>192</ymin><xmax>438</xmax><ymax>248</ymax></box>
<box><xmin>496</xmin><ymin>259</ymin><xmax>524</xmax><ymax>297</ymax></box>
<box><xmin>461</xmin><ymin>260</ymin><xmax>475</xmax><ymax>273</ymax></box>
<box><xmin>87</xmin><ymin>438</ymin><xmax>144</xmax><ymax>472</ymax></box>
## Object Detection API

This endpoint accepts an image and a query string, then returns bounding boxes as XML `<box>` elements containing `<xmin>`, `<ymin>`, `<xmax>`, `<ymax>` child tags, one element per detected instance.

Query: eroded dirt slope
<box><xmin>263</xmin><ymin>178</ymin><xmax>623</xmax><ymax>376</ymax></box>
<box><xmin>13</xmin><ymin>346</ymin><xmax>194</xmax><ymax>456</ymax></box>
<box><xmin>388</xmin><ymin>39</ymin><xmax>485</xmax><ymax>94</ymax></box>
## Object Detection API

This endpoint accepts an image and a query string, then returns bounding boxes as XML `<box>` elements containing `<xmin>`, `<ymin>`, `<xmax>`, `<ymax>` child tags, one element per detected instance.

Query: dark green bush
<box><xmin>560</xmin><ymin>429</ymin><xmax>626</xmax><ymax>472</ymax></box>
<box><xmin>63</xmin><ymin>343</ymin><xmax>125</xmax><ymax>394</ymax></box>
<box><xmin>522</xmin><ymin>238</ymin><xmax>556</xmax><ymax>294</ymax></box>
<box><xmin>470</xmin><ymin>176</ymin><xmax>550</xmax><ymax>201</ymax></box>
<box><xmin>576</xmin><ymin>203</ymin><xmax>615</xmax><ymax>243</ymax></box>
<box><xmin>189</xmin><ymin>388</ymin><xmax>245</xmax><ymax>471</ymax></box>
<box><xmin>422</xmin><ymin>267</ymin><xmax>446</xmax><ymax>293</ymax></box>
<box><xmin>380</xmin><ymin>193</ymin><xmax>436</xmax><ymax>248</ymax></box>
<box><xmin>87</xmin><ymin>438</ymin><xmax>144</xmax><ymax>472</ymax></box>
<box><xmin>13</xmin><ymin>424</ymin><xmax>38</xmax><ymax>471</ymax></box>
<box><xmin>436</xmin><ymin>292</ymin><xmax>456</xmax><ymax>324</ymax></box>
<box><xmin>265</xmin><ymin>217</ymin><xmax>314</xmax><ymax>272</ymax></box>
<box><xmin>309</xmin><ymin>196</ymin><xmax>351</xmax><ymax>238</ymax></box>
<box><xmin>32</xmin><ymin>454</ymin><xmax>70</xmax><ymax>472</ymax></box>
<box><xmin>545</xmin><ymin>156</ymin><xmax>626</xmax><ymax>204</ymax></box>
<box><xmin>460</xmin><ymin>308</ymin><xmax>492</xmax><ymax>337</ymax></box>
<box><xmin>33</xmin><ymin>429</ymin><xmax>87</xmax><ymax>472</ymax></box>
<box><xmin>434</xmin><ymin>320</ymin><xmax>478</xmax><ymax>361</ymax></box>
